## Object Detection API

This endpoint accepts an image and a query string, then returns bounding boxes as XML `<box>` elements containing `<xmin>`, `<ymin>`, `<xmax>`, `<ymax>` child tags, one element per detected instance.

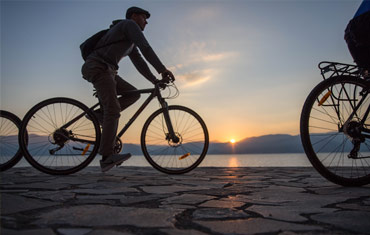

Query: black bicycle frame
<box><xmin>89</xmin><ymin>85</ymin><xmax>178</xmax><ymax>141</ymax></box>
<box><xmin>60</xmin><ymin>84</ymin><xmax>177</xmax><ymax>144</ymax></box>
<box><xmin>329</xmin><ymin>83</ymin><xmax>370</xmax><ymax>138</ymax></box>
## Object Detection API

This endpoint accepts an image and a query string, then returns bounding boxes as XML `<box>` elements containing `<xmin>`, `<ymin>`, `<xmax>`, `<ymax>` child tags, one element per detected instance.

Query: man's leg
<box><xmin>115</xmin><ymin>75</ymin><xmax>141</xmax><ymax>111</ymax></box>
<box><xmin>93</xmin><ymin>75</ymin><xmax>121</xmax><ymax>158</ymax></box>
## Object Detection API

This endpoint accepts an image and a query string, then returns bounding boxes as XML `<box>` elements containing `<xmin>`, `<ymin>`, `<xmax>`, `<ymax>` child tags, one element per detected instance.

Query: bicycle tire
<box><xmin>300</xmin><ymin>75</ymin><xmax>370</xmax><ymax>186</ymax></box>
<box><xmin>0</xmin><ymin>110</ymin><xmax>24</xmax><ymax>171</ymax></box>
<box><xmin>141</xmin><ymin>105</ymin><xmax>209</xmax><ymax>174</ymax></box>
<box><xmin>19</xmin><ymin>97</ymin><xmax>101</xmax><ymax>175</ymax></box>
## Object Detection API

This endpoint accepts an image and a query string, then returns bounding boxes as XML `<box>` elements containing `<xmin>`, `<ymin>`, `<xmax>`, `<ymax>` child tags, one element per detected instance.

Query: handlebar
<box><xmin>155</xmin><ymin>74</ymin><xmax>179</xmax><ymax>99</ymax></box>
<box><xmin>162</xmin><ymin>74</ymin><xmax>175</xmax><ymax>84</ymax></box>
<box><xmin>155</xmin><ymin>74</ymin><xmax>175</xmax><ymax>89</ymax></box>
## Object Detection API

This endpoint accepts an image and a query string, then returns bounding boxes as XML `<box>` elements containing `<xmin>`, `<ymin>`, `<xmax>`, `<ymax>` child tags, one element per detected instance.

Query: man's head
<box><xmin>126</xmin><ymin>6</ymin><xmax>150</xmax><ymax>31</ymax></box>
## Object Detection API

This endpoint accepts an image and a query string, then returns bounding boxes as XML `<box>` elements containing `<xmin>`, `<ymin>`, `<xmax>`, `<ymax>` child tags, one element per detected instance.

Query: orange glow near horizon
<box><xmin>230</xmin><ymin>139</ymin><xmax>236</xmax><ymax>144</ymax></box>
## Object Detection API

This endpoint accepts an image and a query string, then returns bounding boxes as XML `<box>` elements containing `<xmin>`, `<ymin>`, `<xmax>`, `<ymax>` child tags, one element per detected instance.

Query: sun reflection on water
<box><xmin>228</xmin><ymin>157</ymin><xmax>240</xmax><ymax>167</ymax></box>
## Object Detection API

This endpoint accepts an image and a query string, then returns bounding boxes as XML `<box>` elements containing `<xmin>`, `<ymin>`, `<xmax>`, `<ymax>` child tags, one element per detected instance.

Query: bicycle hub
<box><xmin>51</xmin><ymin>128</ymin><xmax>71</xmax><ymax>145</ymax></box>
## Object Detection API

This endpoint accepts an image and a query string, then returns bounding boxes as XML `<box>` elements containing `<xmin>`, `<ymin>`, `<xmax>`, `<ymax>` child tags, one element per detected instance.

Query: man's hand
<box><xmin>154</xmin><ymin>79</ymin><xmax>167</xmax><ymax>89</ymax></box>
<box><xmin>161</xmin><ymin>69</ymin><xmax>175</xmax><ymax>82</ymax></box>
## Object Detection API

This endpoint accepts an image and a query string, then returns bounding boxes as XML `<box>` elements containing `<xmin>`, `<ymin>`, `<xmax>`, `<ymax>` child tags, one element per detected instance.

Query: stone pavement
<box><xmin>1</xmin><ymin>166</ymin><xmax>370</xmax><ymax>235</ymax></box>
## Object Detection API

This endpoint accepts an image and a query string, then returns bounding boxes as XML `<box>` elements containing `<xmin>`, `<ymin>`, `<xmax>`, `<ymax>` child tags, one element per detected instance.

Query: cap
<box><xmin>126</xmin><ymin>6</ymin><xmax>150</xmax><ymax>19</ymax></box>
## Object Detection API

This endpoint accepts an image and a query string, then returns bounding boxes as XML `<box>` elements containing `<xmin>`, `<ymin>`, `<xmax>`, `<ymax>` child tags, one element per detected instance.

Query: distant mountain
<box><xmin>208</xmin><ymin>134</ymin><xmax>304</xmax><ymax>154</ymax></box>
<box><xmin>1</xmin><ymin>133</ymin><xmax>354</xmax><ymax>155</ymax></box>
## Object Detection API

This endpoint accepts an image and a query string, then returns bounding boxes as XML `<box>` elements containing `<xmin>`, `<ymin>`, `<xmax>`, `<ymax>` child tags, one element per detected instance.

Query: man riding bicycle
<box><xmin>345</xmin><ymin>0</ymin><xmax>370</xmax><ymax>70</ymax></box>
<box><xmin>81</xmin><ymin>6</ymin><xmax>175</xmax><ymax>172</ymax></box>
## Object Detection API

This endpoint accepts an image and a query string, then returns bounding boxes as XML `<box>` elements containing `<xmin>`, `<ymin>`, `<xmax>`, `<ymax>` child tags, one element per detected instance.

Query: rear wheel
<box><xmin>19</xmin><ymin>97</ymin><xmax>101</xmax><ymax>175</ymax></box>
<box><xmin>141</xmin><ymin>105</ymin><xmax>209</xmax><ymax>174</ymax></box>
<box><xmin>300</xmin><ymin>76</ymin><xmax>370</xmax><ymax>186</ymax></box>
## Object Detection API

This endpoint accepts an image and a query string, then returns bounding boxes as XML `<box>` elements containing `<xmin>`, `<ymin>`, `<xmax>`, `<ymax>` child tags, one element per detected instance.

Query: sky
<box><xmin>0</xmin><ymin>0</ymin><xmax>362</xmax><ymax>144</ymax></box>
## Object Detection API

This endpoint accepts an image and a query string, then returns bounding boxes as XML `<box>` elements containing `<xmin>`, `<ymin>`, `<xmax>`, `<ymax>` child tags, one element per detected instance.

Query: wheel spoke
<box><xmin>142</xmin><ymin>106</ymin><xmax>208</xmax><ymax>174</ymax></box>
<box><xmin>19</xmin><ymin>98</ymin><xmax>100</xmax><ymax>175</ymax></box>
<box><xmin>0</xmin><ymin>111</ymin><xmax>22</xmax><ymax>171</ymax></box>
<box><xmin>301</xmin><ymin>76</ymin><xmax>370</xmax><ymax>186</ymax></box>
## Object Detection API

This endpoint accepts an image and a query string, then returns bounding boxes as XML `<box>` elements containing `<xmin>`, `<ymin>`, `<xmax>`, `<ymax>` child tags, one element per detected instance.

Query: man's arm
<box><xmin>129</xmin><ymin>47</ymin><xmax>157</xmax><ymax>83</ymax></box>
<box><xmin>126</xmin><ymin>21</ymin><xmax>167</xmax><ymax>74</ymax></box>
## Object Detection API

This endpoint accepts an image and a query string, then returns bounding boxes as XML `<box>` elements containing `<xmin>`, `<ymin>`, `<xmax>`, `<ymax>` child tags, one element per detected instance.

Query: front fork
<box><xmin>160</xmin><ymin>101</ymin><xmax>180</xmax><ymax>143</ymax></box>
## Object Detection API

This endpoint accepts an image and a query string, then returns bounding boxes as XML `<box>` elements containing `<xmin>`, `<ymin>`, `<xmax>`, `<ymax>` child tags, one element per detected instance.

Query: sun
<box><xmin>230</xmin><ymin>139</ymin><xmax>236</xmax><ymax>144</ymax></box>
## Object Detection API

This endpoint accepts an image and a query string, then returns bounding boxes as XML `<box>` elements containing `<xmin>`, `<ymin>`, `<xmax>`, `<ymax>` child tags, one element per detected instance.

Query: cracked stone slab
<box><xmin>160</xmin><ymin>228</ymin><xmax>209</xmax><ymax>235</ymax></box>
<box><xmin>195</xmin><ymin>218</ymin><xmax>323</xmax><ymax>234</ymax></box>
<box><xmin>311</xmin><ymin>186</ymin><xmax>370</xmax><ymax>196</ymax></box>
<box><xmin>57</xmin><ymin>228</ymin><xmax>92</xmax><ymax>235</ymax></box>
<box><xmin>311</xmin><ymin>211</ymin><xmax>370</xmax><ymax>234</ymax></box>
<box><xmin>336</xmin><ymin>202</ymin><xmax>370</xmax><ymax>212</ymax></box>
<box><xmin>161</xmin><ymin>194</ymin><xmax>216</xmax><ymax>205</ymax></box>
<box><xmin>141</xmin><ymin>185</ymin><xmax>210</xmax><ymax>194</ymax></box>
<box><xmin>44</xmin><ymin>177</ymin><xmax>94</xmax><ymax>185</ymax></box>
<box><xmin>192</xmin><ymin>208</ymin><xmax>251</xmax><ymax>219</ymax></box>
<box><xmin>247</xmin><ymin>204</ymin><xmax>337</xmax><ymax>222</ymax></box>
<box><xmin>176</xmin><ymin>180</ymin><xmax>228</xmax><ymax>189</ymax></box>
<box><xmin>364</xmin><ymin>198</ymin><xmax>370</xmax><ymax>206</ymax></box>
<box><xmin>2</xmin><ymin>166</ymin><xmax>370</xmax><ymax>234</ymax></box>
<box><xmin>160</xmin><ymin>204</ymin><xmax>196</xmax><ymax>209</ymax></box>
<box><xmin>71</xmin><ymin>187</ymin><xmax>138</xmax><ymax>194</ymax></box>
<box><xmin>87</xmin><ymin>230</ymin><xmax>134</xmax><ymax>235</ymax></box>
<box><xmin>199</xmin><ymin>199</ymin><xmax>245</xmax><ymax>208</ymax></box>
<box><xmin>78</xmin><ymin>181</ymin><xmax>141</xmax><ymax>189</ymax></box>
<box><xmin>34</xmin><ymin>205</ymin><xmax>183</xmax><ymax>228</ymax></box>
<box><xmin>241</xmin><ymin>187</ymin><xmax>355</xmax><ymax>207</ymax></box>
<box><xmin>2</xmin><ymin>182</ymin><xmax>70</xmax><ymax>190</ymax></box>
<box><xmin>76</xmin><ymin>194</ymin><xmax>126</xmax><ymax>200</ymax></box>
<box><xmin>120</xmin><ymin>194</ymin><xmax>170</xmax><ymax>205</ymax></box>
<box><xmin>20</xmin><ymin>191</ymin><xmax>76</xmax><ymax>202</ymax></box>
<box><xmin>1</xmin><ymin>193</ymin><xmax>60</xmax><ymax>215</ymax></box>
<box><xmin>1</xmin><ymin>228</ymin><xmax>56</xmax><ymax>235</ymax></box>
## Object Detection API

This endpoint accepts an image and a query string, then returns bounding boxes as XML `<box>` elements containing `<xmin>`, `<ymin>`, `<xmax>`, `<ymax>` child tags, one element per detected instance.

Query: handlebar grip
<box><xmin>163</xmin><ymin>74</ymin><xmax>175</xmax><ymax>83</ymax></box>
<box><xmin>162</xmin><ymin>76</ymin><xmax>170</xmax><ymax>84</ymax></box>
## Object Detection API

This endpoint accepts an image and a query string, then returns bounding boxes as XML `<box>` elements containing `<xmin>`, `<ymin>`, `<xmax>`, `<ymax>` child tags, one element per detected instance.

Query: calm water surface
<box><xmin>15</xmin><ymin>153</ymin><xmax>312</xmax><ymax>168</ymax></box>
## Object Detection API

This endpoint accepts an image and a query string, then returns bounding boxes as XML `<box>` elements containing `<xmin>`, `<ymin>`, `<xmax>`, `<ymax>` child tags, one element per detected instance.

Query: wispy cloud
<box><xmin>168</xmin><ymin>41</ymin><xmax>238</xmax><ymax>87</ymax></box>
<box><xmin>176</xmin><ymin>69</ymin><xmax>213</xmax><ymax>87</ymax></box>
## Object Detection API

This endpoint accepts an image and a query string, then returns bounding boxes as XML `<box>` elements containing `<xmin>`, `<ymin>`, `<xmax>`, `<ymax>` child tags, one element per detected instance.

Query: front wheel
<box><xmin>300</xmin><ymin>76</ymin><xmax>370</xmax><ymax>186</ymax></box>
<box><xmin>141</xmin><ymin>105</ymin><xmax>209</xmax><ymax>174</ymax></box>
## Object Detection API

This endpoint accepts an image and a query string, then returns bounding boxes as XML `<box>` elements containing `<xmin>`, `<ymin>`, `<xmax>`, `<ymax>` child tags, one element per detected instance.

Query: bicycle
<box><xmin>18</xmin><ymin>77</ymin><xmax>209</xmax><ymax>175</ymax></box>
<box><xmin>300</xmin><ymin>61</ymin><xmax>370</xmax><ymax>186</ymax></box>
<box><xmin>0</xmin><ymin>110</ymin><xmax>24</xmax><ymax>171</ymax></box>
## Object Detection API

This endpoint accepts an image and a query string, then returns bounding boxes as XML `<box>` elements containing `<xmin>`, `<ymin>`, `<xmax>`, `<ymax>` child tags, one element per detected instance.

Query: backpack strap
<box><xmin>94</xmin><ymin>20</ymin><xmax>124</xmax><ymax>51</ymax></box>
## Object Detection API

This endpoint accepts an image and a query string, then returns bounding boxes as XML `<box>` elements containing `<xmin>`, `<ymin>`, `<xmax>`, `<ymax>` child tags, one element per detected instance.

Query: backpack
<box><xmin>80</xmin><ymin>20</ymin><xmax>123</xmax><ymax>61</ymax></box>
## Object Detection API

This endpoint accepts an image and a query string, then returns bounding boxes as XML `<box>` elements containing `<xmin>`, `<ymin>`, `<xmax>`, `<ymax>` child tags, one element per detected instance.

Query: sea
<box><xmin>14</xmin><ymin>153</ymin><xmax>313</xmax><ymax>168</ymax></box>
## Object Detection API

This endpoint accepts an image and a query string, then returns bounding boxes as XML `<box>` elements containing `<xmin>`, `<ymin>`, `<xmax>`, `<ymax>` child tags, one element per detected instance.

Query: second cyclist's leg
<box><xmin>345</xmin><ymin>11</ymin><xmax>370</xmax><ymax>70</ymax></box>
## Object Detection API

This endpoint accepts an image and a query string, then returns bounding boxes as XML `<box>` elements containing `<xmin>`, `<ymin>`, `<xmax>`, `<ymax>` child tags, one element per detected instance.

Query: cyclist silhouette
<box><xmin>345</xmin><ymin>0</ymin><xmax>370</xmax><ymax>70</ymax></box>
<box><xmin>81</xmin><ymin>6</ymin><xmax>174</xmax><ymax>172</ymax></box>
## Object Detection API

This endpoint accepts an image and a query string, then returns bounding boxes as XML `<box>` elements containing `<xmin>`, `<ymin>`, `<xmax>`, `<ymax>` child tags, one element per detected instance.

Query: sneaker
<box><xmin>100</xmin><ymin>153</ymin><xmax>131</xmax><ymax>172</ymax></box>
<box><xmin>85</xmin><ymin>110</ymin><xmax>103</xmax><ymax>125</ymax></box>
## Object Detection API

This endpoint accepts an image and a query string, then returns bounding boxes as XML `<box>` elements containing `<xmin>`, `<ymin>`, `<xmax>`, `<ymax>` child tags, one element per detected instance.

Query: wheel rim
<box><xmin>0</xmin><ymin>115</ymin><xmax>20</xmax><ymax>166</ymax></box>
<box><xmin>305</xmin><ymin>79</ymin><xmax>370</xmax><ymax>182</ymax></box>
<box><xmin>142</xmin><ymin>106</ymin><xmax>208</xmax><ymax>173</ymax></box>
<box><xmin>22</xmin><ymin>99</ymin><xmax>99</xmax><ymax>174</ymax></box>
